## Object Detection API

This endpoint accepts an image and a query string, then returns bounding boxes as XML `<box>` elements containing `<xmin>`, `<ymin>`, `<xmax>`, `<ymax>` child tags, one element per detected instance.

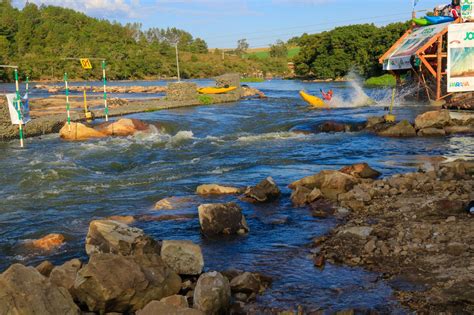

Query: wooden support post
<box><xmin>436</xmin><ymin>35</ymin><xmax>443</xmax><ymax>100</ymax></box>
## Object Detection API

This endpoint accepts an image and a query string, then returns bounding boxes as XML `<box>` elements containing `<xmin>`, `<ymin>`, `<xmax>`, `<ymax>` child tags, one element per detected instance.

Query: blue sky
<box><xmin>14</xmin><ymin>0</ymin><xmax>443</xmax><ymax>48</ymax></box>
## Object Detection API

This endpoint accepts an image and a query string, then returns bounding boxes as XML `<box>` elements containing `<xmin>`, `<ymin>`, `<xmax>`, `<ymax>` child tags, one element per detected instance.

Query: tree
<box><xmin>236</xmin><ymin>38</ymin><xmax>249</xmax><ymax>55</ymax></box>
<box><xmin>269</xmin><ymin>40</ymin><xmax>287</xmax><ymax>58</ymax></box>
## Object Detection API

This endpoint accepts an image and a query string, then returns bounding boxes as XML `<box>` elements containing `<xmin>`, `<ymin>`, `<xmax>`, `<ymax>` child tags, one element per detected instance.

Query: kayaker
<box><xmin>320</xmin><ymin>89</ymin><xmax>333</xmax><ymax>101</ymax></box>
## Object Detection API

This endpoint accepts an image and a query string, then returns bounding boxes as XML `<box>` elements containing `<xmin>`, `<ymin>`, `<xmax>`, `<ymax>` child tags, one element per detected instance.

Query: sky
<box><xmin>13</xmin><ymin>0</ymin><xmax>444</xmax><ymax>48</ymax></box>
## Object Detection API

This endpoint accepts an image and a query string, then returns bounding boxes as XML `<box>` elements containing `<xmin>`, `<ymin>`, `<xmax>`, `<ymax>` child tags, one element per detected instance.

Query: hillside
<box><xmin>243</xmin><ymin>47</ymin><xmax>301</xmax><ymax>60</ymax></box>
<box><xmin>0</xmin><ymin>1</ymin><xmax>288</xmax><ymax>81</ymax></box>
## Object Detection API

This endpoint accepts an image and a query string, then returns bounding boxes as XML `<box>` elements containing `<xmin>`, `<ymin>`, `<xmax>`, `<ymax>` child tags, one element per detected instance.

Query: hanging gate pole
<box><xmin>64</xmin><ymin>73</ymin><xmax>71</xmax><ymax>131</ymax></box>
<box><xmin>14</xmin><ymin>69</ymin><xmax>24</xmax><ymax>148</ymax></box>
<box><xmin>102</xmin><ymin>60</ymin><xmax>109</xmax><ymax>121</ymax></box>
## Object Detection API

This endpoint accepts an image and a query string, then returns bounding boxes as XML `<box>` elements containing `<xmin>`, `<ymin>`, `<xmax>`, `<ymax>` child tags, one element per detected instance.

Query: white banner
<box><xmin>384</xmin><ymin>23</ymin><xmax>449</xmax><ymax>70</ymax></box>
<box><xmin>447</xmin><ymin>23</ymin><xmax>474</xmax><ymax>92</ymax></box>
<box><xmin>461</xmin><ymin>0</ymin><xmax>474</xmax><ymax>21</ymax></box>
<box><xmin>5</xmin><ymin>93</ymin><xmax>31</xmax><ymax>125</ymax></box>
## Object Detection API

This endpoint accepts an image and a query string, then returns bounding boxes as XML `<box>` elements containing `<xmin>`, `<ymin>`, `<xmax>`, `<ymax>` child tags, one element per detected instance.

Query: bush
<box><xmin>198</xmin><ymin>95</ymin><xmax>213</xmax><ymax>105</ymax></box>
<box><xmin>240</xmin><ymin>77</ymin><xmax>265</xmax><ymax>83</ymax></box>
<box><xmin>365</xmin><ymin>74</ymin><xmax>396</xmax><ymax>87</ymax></box>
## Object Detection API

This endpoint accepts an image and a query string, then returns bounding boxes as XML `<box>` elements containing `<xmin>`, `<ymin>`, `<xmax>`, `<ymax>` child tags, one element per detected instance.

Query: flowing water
<box><xmin>0</xmin><ymin>79</ymin><xmax>473</xmax><ymax>312</ymax></box>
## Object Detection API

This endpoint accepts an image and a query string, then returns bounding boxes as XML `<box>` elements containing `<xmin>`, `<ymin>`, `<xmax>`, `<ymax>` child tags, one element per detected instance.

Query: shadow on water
<box><xmin>0</xmin><ymin>79</ymin><xmax>472</xmax><ymax>312</ymax></box>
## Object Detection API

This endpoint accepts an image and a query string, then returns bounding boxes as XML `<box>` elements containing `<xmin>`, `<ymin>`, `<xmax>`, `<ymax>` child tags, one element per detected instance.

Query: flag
<box><xmin>413</xmin><ymin>0</ymin><xmax>420</xmax><ymax>9</ymax></box>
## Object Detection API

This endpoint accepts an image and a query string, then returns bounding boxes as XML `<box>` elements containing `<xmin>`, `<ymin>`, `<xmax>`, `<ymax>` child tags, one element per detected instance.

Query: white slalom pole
<box><xmin>14</xmin><ymin>69</ymin><xmax>24</xmax><ymax>148</ymax></box>
<box><xmin>64</xmin><ymin>73</ymin><xmax>71</xmax><ymax>131</ymax></box>
<box><xmin>102</xmin><ymin>60</ymin><xmax>108</xmax><ymax>121</ymax></box>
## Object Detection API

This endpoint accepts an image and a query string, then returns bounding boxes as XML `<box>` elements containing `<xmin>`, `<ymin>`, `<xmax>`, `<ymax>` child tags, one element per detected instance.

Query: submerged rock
<box><xmin>73</xmin><ymin>253</ymin><xmax>181</xmax><ymax>313</ymax></box>
<box><xmin>414</xmin><ymin>110</ymin><xmax>451</xmax><ymax>130</ymax></box>
<box><xmin>154</xmin><ymin>196</ymin><xmax>196</xmax><ymax>210</ymax></box>
<box><xmin>161</xmin><ymin>240</ymin><xmax>204</xmax><ymax>275</ymax></box>
<box><xmin>0</xmin><ymin>264</ymin><xmax>80</xmax><ymax>314</ymax></box>
<box><xmin>378</xmin><ymin>120</ymin><xmax>416</xmax><ymax>137</ymax></box>
<box><xmin>193</xmin><ymin>272</ymin><xmax>231</xmax><ymax>314</ymax></box>
<box><xmin>198</xmin><ymin>202</ymin><xmax>249</xmax><ymax>236</ymax></box>
<box><xmin>243</xmin><ymin>177</ymin><xmax>280</xmax><ymax>203</ymax></box>
<box><xmin>85</xmin><ymin>219</ymin><xmax>160</xmax><ymax>256</ymax></box>
<box><xmin>30</xmin><ymin>233</ymin><xmax>65</xmax><ymax>251</ymax></box>
<box><xmin>196</xmin><ymin>184</ymin><xmax>242</xmax><ymax>195</ymax></box>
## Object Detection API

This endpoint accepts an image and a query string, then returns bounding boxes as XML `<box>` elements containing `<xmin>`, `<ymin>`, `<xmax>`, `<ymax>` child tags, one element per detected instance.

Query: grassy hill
<box><xmin>243</xmin><ymin>47</ymin><xmax>300</xmax><ymax>60</ymax></box>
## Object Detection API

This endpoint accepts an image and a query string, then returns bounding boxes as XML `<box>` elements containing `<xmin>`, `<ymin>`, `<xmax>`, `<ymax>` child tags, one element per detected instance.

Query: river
<box><xmin>0</xmin><ymin>79</ymin><xmax>472</xmax><ymax>313</ymax></box>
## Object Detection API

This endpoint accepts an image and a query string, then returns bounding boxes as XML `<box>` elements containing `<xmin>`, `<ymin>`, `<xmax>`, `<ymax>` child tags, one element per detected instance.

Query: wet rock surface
<box><xmin>161</xmin><ymin>240</ymin><xmax>204</xmax><ymax>275</ymax></box>
<box><xmin>198</xmin><ymin>202</ymin><xmax>249</xmax><ymax>236</ymax></box>
<box><xmin>242</xmin><ymin>177</ymin><xmax>281</xmax><ymax>203</ymax></box>
<box><xmin>193</xmin><ymin>271</ymin><xmax>231</xmax><ymax>314</ymax></box>
<box><xmin>306</xmin><ymin>160</ymin><xmax>474</xmax><ymax>313</ymax></box>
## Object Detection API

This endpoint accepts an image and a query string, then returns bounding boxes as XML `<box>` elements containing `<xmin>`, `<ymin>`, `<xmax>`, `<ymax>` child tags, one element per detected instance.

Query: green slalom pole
<box><xmin>14</xmin><ymin>69</ymin><xmax>24</xmax><ymax>148</ymax></box>
<box><xmin>64</xmin><ymin>72</ymin><xmax>71</xmax><ymax>131</ymax></box>
<box><xmin>102</xmin><ymin>60</ymin><xmax>109</xmax><ymax>121</ymax></box>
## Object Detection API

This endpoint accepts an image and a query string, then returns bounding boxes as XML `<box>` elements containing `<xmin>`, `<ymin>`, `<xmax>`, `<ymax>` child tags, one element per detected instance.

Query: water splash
<box><xmin>327</xmin><ymin>74</ymin><xmax>375</xmax><ymax>108</ymax></box>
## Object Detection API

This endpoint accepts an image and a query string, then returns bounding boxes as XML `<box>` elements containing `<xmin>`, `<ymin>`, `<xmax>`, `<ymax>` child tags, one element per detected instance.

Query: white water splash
<box><xmin>236</xmin><ymin>131</ymin><xmax>307</xmax><ymax>142</ymax></box>
<box><xmin>328</xmin><ymin>74</ymin><xmax>375</xmax><ymax>108</ymax></box>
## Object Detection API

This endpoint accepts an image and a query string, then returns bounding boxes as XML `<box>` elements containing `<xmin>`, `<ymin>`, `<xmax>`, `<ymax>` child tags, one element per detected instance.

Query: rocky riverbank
<box><xmin>288</xmin><ymin>160</ymin><xmax>473</xmax><ymax>313</ymax></box>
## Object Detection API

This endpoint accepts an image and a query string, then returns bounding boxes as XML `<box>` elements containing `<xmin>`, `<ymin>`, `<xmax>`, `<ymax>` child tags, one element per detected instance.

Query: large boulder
<box><xmin>49</xmin><ymin>258</ymin><xmax>82</xmax><ymax>292</ymax></box>
<box><xmin>73</xmin><ymin>253</ymin><xmax>181</xmax><ymax>313</ymax></box>
<box><xmin>196</xmin><ymin>184</ymin><xmax>242</xmax><ymax>195</ymax></box>
<box><xmin>339</xmin><ymin>163</ymin><xmax>381</xmax><ymax>179</ymax></box>
<box><xmin>97</xmin><ymin>118</ymin><xmax>151</xmax><ymax>136</ymax></box>
<box><xmin>0</xmin><ymin>264</ymin><xmax>80</xmax><ymax>315</ymax></box>
<box><xmin>85</xmin><ymin>219</ymin><xmax>160</xmax><ymax>256</ymax></box>
<box><xmin>161</xmin><ymin>240</ymin><xmax>204</xmax><ymax>275</ymax></box>
<box><xmin>378</xmin><ymin>120</ymin><xmax>416</xmax><ymax>137</ymax></box>
<box><xmin>59</xmin><ymin>122</ymin><xmax>106</xmax><ymax>141</ymax></box>
<box><xmin>414</xmin><ymin>110</ymin><xmax>451</xmax><ymax>129</ymax></box>
<box><xmin>417</xmin><ymin>127</ymin><xmax>446</xmax><ymax>137</ymax></box>
<box><xmin>242</xmin><ymin>177</ymin><xmax>280</xmax><ymax>203</ymax></box>
<box><xmin>193</xmin><ymin>272</ymin><xmax>231</xmax><ymax>315</ymax></box>
<box><xmin>289</xmin><ymin>170</ymin><xmax>358</xmax><ymax>200</ymax></box>
<box><xmin>137</xmin><ymin>300</ymin><xmax>203</xmax><ymax>315</ymax></box>
<box><xmin>229</xmin><ymin>272</ymin><xmax>261</xmax><ymax>295</ymax></box>
<box><xmin>198</xmin><ymin>203</ymin><xmax>249</xmax><ymax>236</ymax></box>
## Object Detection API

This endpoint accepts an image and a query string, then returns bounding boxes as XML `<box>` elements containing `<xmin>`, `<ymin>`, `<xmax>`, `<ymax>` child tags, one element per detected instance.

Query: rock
<box><xmin>196</xmin><ymin>184</ymin><xmax>242</xmax><ymax>195</ymax></box>
<box><xmin>229</xmin><ymin>272</ymin><xmax>261</xmax><ymax>295</ymax></box>
<box><xmin>414</xmin><ymin>110</ymin><xmax>451</xmax><ymax>129</ymax></box>
<box><xmin>378</xmin><ymin>120</ymin><xmax>416</xmax><ymax>137</ymax></box>
<box><xmin>290</xmin><ymin>185</ymin><xmax>312</xmax><ymax>207</ymax></box>
<box><xmin>161</xmin><ymin>240</ymin><xmax>204</xmax><ymax>275</ymax></box>
<box><xmin>444</xmin><ymin>125</ymin><xmax>474</xmax><ymax>134</ymax></box>
<box><xmin>36</xmin><ymin>260</ymin><xmax>54</xmax><ymax>277</ymax></box>
<box><xmin>198</xmin><ymin>202</ymin><xmax>249</xmax><ymax>236</ymax></box>
<box><xmin>98</xmin><ymin>118</ymin><xmax>151</xmax><ymax>136</ymax></box>
<box><xmin>0</xmin><ymin>264</ymin><xmax>80</xmax><ymax>314</ymax></box>
<box><xmin>193</xmin><ymin>272</ymin><xmax>231</xmax><ymax>315</ymax></box>
<box><xmin>160</xmin><ymin>294</ymin><xmax>189</xmax><ymax>308</ymax></box>
<box><xmin>242</xmin><ymin>86</ymin><xmax>266</xmax><ymax>98</ymax></box>
<box><xmin>137</xmin><ymin>300</ymin><xmax>203</xmax><ymax>315</ymax></box>
<box><xmin>106</xmin><ymin>215</ymin><xmax>136</xmax><ymax>224</ymax></box>
<box><xmin>85</xmin><ymin>219</ymin><xmax>160</xmax><ymax>256</ymax></box>
<box><xmin>59</xmin><ymin>122</ymin><xmax>106</xmax><ymax>141</ymax></box>
<box><xmin>318</xmin><ymin>121</ymin><xmax>346</xmax><ymax>133</ymax></box>
<box><xmin>155</xmin><ymin>196</ymin><xmax>196</xmax><ymax>210</ymax></box>
<box><xmin>366</xmin><ymin>116</ymin><xmax>385</xmax><ymax>129</ymax></box>
<box><xmin>364</xmin><ymin>239</ymin><xmax>376</xmax><ymax>253</ymax></box>
<box><xmin>417</xmin><ymin>127</ymin><xmax>446</xmax><ymax>137</ymax></box>
<box><xmin>31</xmin><ymin>233</ymin><xmax>65</xmax><ymax>251</ymax></box>
<box><xmin>310</xmin><ymin>199</ymin><xmax>337</xmax><ymax>218</ymax></box>
<box><xmin>49</xmin><ymin>258</ymin><xmax>82</xmax><ymax>292</ymax></box>
<box><xmin>446</xmin><ymin>242</ymin><xmax>467</xmax><ymax>256</ymax></box>
<box><xmin>338</xmin><ymin>226</ymin><xmax>373</xmax><ymax>239</ymax></box>
<box><xmin>339</xmin><ymin>163</ymin><xmax>381</xmax><ymax>179</ymax></box>
<box><xmin>307</xmin><ymin>188</ymin><xmax>323</xmax><ymax>203</ymax></box>
<box><xmin>243</xmin><ymin>177</ymin><xmax>280</xmax><ymax>203</ymax></box>
<box><xmin>313</xmin><ymin>254</ymin><xmax>325</xmax><ymax>268</ymax></box>
<box><xmin>289</xmin><ymin>170</ymin><xmax>358</xmax><ymax>201</ymax></box>
<box><xmin>73</xmin><ymin>253</ymin><xmax>181</xmax><ymax>313</ymax></box>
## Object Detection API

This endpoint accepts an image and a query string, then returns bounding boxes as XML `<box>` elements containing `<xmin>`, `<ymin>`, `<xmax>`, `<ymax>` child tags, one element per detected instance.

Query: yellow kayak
<box><xmin>299</xmin><ymin>90</ymin><xmax>328</xmax><ymax>108</ymax></box>
<box><xmin>197</xmin><ymin>86</ymin><xmax>237</xmax><ymax>94</ymax></box>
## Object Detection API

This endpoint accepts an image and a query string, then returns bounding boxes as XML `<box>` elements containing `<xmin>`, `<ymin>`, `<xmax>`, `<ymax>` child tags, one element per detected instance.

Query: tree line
<box><xmin>291</xmin><ymin>22</ymin><xmax>411</xmax><ymax>79</ymax></box>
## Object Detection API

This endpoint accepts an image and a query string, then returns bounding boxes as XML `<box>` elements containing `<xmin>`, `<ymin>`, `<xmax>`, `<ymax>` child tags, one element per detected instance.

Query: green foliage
<box><xmin>240</xmin><ymin>77</ymin><xmax>265</xmax><ymax>82</ymax></box>
<box><xmin>236</xmin><ymin>39</ymin><xmax>249</xmax><ymax>55</ymax></box>
<box><xmin>293</xmin><ymin>22</ymin><xmax>411</xmax><ymax>79</ymax></box>
<box><xmin>365</xmin><ymin>74</ymin><xmax>396</xmax><ymax>87</ymax></box>
<box><xmin>269</xmin><ymin>40</ymin><xmax>288</xmax><ymax>58</ymax></box>
<box><xmin>243</xmin><ymin>47</ymin><xmax>300</xmax><ymax>60</ymax></box>
<box><xmin>198</xmin><ymin>94</ymin><xmax>213</xmax><ymax>105</ymax></box>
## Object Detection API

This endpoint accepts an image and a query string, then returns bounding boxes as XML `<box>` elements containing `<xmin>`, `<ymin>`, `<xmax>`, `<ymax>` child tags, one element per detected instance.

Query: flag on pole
<box><xmin>413</xmin><ymin>0</ymin><xmax>420</xmax><ymax>9</ymax></box>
